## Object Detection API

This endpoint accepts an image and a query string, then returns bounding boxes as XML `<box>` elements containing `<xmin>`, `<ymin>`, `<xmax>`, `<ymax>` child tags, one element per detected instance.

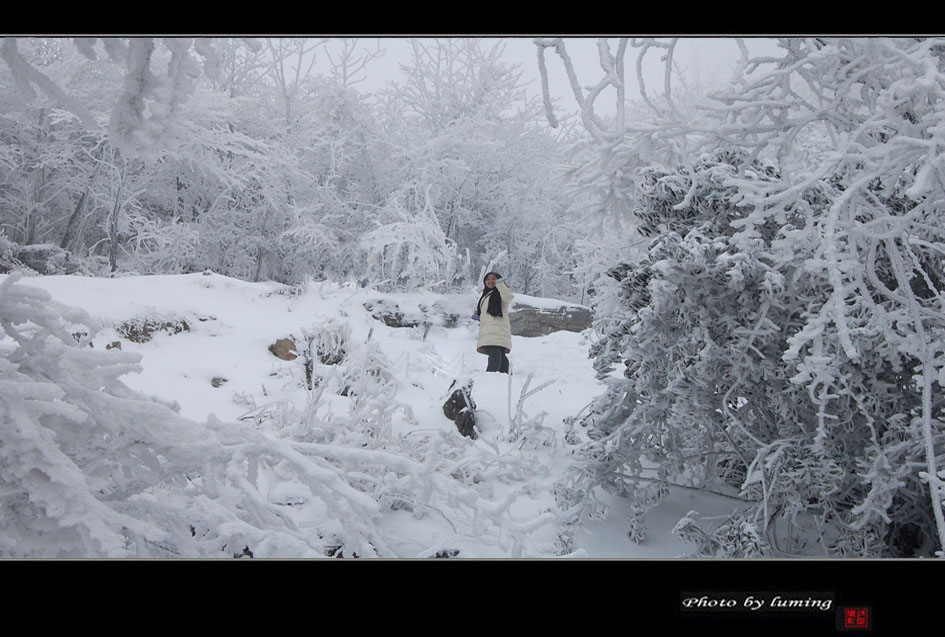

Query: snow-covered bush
<box><xmin>559</xmin><ymin>143</ymin><xmax>945</xmax><ymax>557</ymax></box>
<box><xmin>0</xmin><ymin>232</ymin><xmax>15</xmax><ymax>272</ymax></box>
<box><xmin>554</xmin><ymin>38</ymin><xmax>945</xmax><ymax>557</ymax></box>
<box><xmin>121</xmin><ymin>215</ymin><xmax>200</xmax><ymax>274</ymax></box>
<box><xmin>0</xmin><ymin>275</ymin><xmax>373</xmax><ymax>556</ymax></box>
<box><xmin>0</xmin><ymin>272</ymin><xmax>200</xmax><ymax>556</ymax></box>
<box><xmin>360</xmin><ymin>185</ymin><xmax>465</xmax><ymax>291</ymax></box>
<box><xmin>673</xmin><ymin>510</ymin><xmax>769</xmax><ymax>558</ymax></box>
<box><xmin>1</xmin><ymin>273</ymin><xmax>559</xmax><ymax>557</ymax></box>
<box><xmin>260</xmin><ymin>325</ymin><xmax>561</xmax><ymax>557</ymax></box>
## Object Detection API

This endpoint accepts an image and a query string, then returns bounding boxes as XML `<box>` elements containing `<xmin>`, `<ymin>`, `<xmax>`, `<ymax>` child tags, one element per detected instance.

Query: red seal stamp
<box><xmin>841</xmin><ymin>607</ymin><xmax>870</xmax><ymax>630</ymax></box>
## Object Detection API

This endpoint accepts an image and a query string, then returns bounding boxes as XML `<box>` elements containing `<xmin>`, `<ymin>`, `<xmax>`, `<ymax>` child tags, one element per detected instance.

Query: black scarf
<box><xmin>476</xmin><ymin>283</ymin><xmax>503</xmax><ymax>318</ymax></box>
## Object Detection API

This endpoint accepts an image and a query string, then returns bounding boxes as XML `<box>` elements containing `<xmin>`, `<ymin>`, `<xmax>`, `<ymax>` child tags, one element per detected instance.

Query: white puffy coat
<box><xmin>476</xmin><ymin>280</ymin><xmax>514</xmax><ymax>353</ymax></box>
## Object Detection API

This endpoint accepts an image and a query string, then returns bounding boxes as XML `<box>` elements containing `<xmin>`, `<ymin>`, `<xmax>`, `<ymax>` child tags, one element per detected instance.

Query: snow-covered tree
<box><xmin>550</xmin><ymin>37</ymin><xmax>945</xmax><ymax>557</ymax></box>
<box><xmin>360</xmin><ymin>184</ymin><xmax>464</xmax><ymax>290</ymax></box>
<box><xmin>375</xmin><ymin>39</ymin><xmax>576</xmax><ymax>296</ymax></box>
<box><xmin>0</xmin><ymin>273</ymin><xmax>212</xmax><ymax>556</ymax></box>
<box><xmin>0</xmin><ymin>39</ymin><xmax>115</xmax><ymax>254</ymax></box>
<box><xmin>1</xmin><ymin>37</ymin><xmax>580</xmax><ymax>297</ymax></box>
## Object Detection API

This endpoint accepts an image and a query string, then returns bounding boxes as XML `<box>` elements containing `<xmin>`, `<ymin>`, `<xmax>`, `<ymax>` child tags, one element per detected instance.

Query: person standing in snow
<box><xmin>474</xmin><ymin>272</ymin><xmax>514</xmax><ymax>373</ymax></box>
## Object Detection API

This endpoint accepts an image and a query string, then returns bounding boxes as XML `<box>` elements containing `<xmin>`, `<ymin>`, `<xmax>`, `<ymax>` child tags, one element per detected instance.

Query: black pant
<box><xmin>482</xmin><ymin>346</ymin><xmax>509</xmax><ymax>374</ymax></box>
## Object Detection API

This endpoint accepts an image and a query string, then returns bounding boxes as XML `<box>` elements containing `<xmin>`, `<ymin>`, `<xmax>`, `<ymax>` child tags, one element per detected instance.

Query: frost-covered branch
<box><xmin>560</xmin><ymin>37</ymin><xmax>945</xmax><ymax>557</ymax></box>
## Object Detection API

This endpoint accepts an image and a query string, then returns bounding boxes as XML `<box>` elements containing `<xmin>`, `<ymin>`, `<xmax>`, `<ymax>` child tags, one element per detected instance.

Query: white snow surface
<box><xmin>3</xmin><ymin>271</ymin><xmax>733</xmax><ymax>558</ymax></box>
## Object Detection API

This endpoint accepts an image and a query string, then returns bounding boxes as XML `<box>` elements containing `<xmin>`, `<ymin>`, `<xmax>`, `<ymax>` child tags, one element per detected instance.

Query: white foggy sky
<box><xmin>315</xmin><ymin>37</ymin><xmax>782</xmax><ymax>116</ymax></box>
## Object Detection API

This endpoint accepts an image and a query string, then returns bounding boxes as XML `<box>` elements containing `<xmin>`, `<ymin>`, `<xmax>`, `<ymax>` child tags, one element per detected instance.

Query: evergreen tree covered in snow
<box><xmin>554</xmin><ymin>37</ymin><xmax>945</xmax><ymax>557</ymax></box>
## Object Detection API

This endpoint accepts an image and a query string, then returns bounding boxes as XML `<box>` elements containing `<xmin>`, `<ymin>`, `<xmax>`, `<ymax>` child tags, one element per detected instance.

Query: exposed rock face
<box><xmin>6</xmin><ymin>243</ymin><xmax>82</xmax><ymax>275</ymax></box>
<box><xmin>509</xmin><ymin>303</ymin><xmax>593</xmax><ymax>337</ymax></box>
<box><xmin>364</xmin><ymin>296</ymin><xmax>591</xmax><ymax>338</ymax></box>
<box><xmin>363</xmin><ymin>300</ymin><xmax>459</xmax><ymax>330</ymax></box>
<box><xmin>269</xmin><ymin>338</ymin><xmax>298</xmax><ymax>360</ymax></box>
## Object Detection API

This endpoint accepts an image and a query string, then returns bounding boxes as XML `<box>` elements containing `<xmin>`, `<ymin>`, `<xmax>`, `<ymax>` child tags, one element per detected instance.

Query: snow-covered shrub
<box><xmin>506</xmin><ymin>372</ymin><xmax>556</xmax><ymax>448</ymax></box>
<box><xmin>361</xmin><ymin>185</ymin><xmax>465</xmax><ymax>291</ymax></box>
<box><xmin>4</xmin><ymin>273</ymin><xmax>545</xmax><ymax>557</ymax></box>
<box><xmin>557</xmin><ymin>139</ymin><xmax>945</xmax><ymax>557</ymax></box>
<box><xmin>0</xmin><ymin>274</ymin><xmax>383</xmax><ymax>557</ymax></box>
<box><xmin>715</xmin><ymin>38</ymin><xmax>945</xmax><ymax>557</ymax></box>
<box><xmin>308</xmin><ymin>319</ymin><xmax>349</xmax><ymax>366</ymax></box>
<box><xmin>116</xmin><ymin>315</ymin><xmax>191</xmax><ymax>343</ymax></box>
<box><xmin>0</xmin><ymin>233</ymin><xmax>22</xmax><ymax>274</ymax></box>
<box><xmin>673</xmin><ymin>510</ymin><xmax>769</xmax><ymax>558</ymax></box>
<box><xmin>0</xmin><ymin>272</ymin><xmax>194</xmax><ymax>556</ymax></box>
<box><xmin>121</xmin><ymin>216</ymin><xmax>200</xmax><ymax>275</ymax></box>
<box><xmin>266</xmin><ymin>335</ymin><xmax>560</xmax><ymax>557</ymax></box>
<box><xmin>297</xmin><ymin>319</ymin><xmax>350</xmax><ymax>391</ymax></box>
<box><xmin>547</xmin><ymin>37</ymin><xmax>945</xmax><ymax>558</ymax></box>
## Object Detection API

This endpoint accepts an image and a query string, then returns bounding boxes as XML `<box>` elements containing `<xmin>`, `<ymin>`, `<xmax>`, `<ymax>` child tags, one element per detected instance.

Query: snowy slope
<box><xmin>2</xmin><ymin>271</ymin><xmax>733</xmax><ymax>558</ymax></box>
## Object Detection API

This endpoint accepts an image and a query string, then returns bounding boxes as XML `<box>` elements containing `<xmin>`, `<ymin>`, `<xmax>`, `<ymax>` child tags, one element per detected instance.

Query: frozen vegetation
<box><xmin>2</xmin><ymin>37</ymin><xmax>945</xmax><ymax>557</ymax></box>
<box><xmin>1</xmin><ymin>271</ymin><xmax>735</xmax><ymax>557</ymax></box>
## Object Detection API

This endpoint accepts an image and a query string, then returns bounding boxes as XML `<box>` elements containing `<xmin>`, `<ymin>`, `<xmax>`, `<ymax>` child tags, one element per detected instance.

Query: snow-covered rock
<box><xmin>363</xmin><ymin>290</ymin><xmax>593</xmax><ymax>337</ymax></box>
<box><xmin>510</xmin><ymin>301</ymin><xmax>593</xmax><ymax>337</ymax></box>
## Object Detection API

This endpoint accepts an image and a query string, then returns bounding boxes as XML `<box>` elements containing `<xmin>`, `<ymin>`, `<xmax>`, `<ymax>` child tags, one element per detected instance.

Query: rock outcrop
<box><xmin>363</xmin><ymin>300</ymin><xmax>458</xmax><ymax>330</ymax></box>
<box><xmin>509</xmin><ymin>303</ymin><xmax>593</xmax><ymax>337</ymax></box>
<box><xmin>364</xmin><ymin>294</ymin><xmax>592</xmax><ymax>338</ymax></box>
<box><xmin>268</xmin><ymin>338</ymin><xmax>298</xmax><ymax>361</ymax></box>
<box><xmin>5</xmin><ymin>243</ymin><xmax>82</xmax><ymax>274</ymax></box>
<box><xmin>0</xmin><ymin>242</ymin><xmax>109</xmax><ymax>275</ymax></box>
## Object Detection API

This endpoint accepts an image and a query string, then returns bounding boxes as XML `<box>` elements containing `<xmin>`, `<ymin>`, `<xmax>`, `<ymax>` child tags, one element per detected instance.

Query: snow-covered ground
<box><xmin>3</xmin><ymin>271</ymin><xmax>735</xmax><ymax>557</ymax></box>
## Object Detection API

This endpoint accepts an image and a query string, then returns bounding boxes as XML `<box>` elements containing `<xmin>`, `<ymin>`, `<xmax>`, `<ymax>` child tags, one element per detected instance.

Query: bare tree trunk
<box><xmin>60</xmin><ymin>156</ymin><xmax>103</xmax><ymax>250</ymax></box>
<box><xmin>59</xmin><ymin>190</ymin><xmax>89</xmax><ymax>251</ymax></box>
<box><xmin>175</xmin><ymin>176</ymin><xmax>184</xmax><ymax>221</ymax></box>
<box><xmin>24</xmin><ymin>206</ymin><xmax>38</xmax><ymax>246</ymax></box>
<box><xmin>253</xmin><ymin>245</ymin><xmax>267</xmax><ymax>282</ymax></box>
<box><xmin>445</xmin><ymin>200</ymin><xmax>456</xmax><ymax>240</ymax></box>
<box><xmin>108</xmin><ymin>162</ymin><xmax>126</xmax><ymax>273</ymax></box>
<box><xmin>24</xmin><ymin>108</ymin><xmax>48</xmax><ymax>245</ymax></box>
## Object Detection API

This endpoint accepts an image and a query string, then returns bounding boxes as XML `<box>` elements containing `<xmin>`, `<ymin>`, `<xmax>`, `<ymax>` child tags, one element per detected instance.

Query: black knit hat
<box><xmin>483</xmin><ymin>272</ymin><xmax>502</xmax><ymax>284</ymax></box>
<box><xmin>476</xmin><ymin>273</ymin><xmax>504</xmax><ymax>317</ymax></box>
